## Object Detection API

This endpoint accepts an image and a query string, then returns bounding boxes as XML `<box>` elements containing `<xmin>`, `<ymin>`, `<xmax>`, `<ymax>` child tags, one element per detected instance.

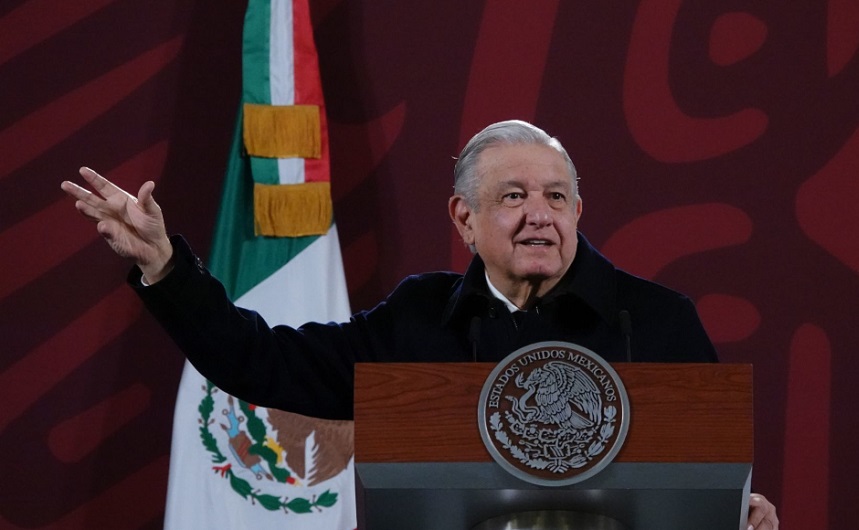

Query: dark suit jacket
<box><xmin>132</xmin><ymin>232</ymin><xmax>717</xmax><ymax>420</ymax></box>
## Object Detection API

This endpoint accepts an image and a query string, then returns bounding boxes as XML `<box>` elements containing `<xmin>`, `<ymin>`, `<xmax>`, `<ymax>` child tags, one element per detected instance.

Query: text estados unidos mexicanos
<box><xmin>487</xmin><ymin>349</ymin><xmax>616</xmax><ymax>408</ymax></box>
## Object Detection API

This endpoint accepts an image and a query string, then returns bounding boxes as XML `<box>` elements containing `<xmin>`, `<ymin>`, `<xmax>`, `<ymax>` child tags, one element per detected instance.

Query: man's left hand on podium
<box><xmin>747</xmin><ymin>493</ymin><xmax>779</xmax><ymax>530</ymax></box>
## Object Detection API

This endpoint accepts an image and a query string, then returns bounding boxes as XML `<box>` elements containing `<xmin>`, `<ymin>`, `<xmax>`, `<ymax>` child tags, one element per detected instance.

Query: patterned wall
<box><xmin>2</xmin><ymin>0</ymin><xmax>857</xmax><ymax>528</ymax></box>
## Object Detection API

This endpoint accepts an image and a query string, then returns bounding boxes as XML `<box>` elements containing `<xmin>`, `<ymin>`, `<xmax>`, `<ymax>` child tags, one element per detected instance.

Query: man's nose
<box><xmin>524</xmin><ymin>199</ymin><xmax>551</xmax><ymax>227</ymax></box>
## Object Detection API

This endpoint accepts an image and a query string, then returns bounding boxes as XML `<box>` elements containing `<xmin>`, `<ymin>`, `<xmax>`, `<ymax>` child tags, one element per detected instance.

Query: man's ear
<box><xmin>448</xmin><ymin>195</ymin><xmax>475</xmax><ymax>245</ymax></box>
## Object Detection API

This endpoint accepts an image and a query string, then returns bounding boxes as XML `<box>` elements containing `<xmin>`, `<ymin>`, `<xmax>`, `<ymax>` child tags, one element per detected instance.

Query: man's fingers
<box><xmin>79</xmin><ymin>166</ymin><xmax>110</xmax><ymax>192</ymax></box>
<box><xmin>747</xmin><ymin>494</ymin><xmax>778</xmax><ymax>530</ymax></box>
<box><xmin>61</xmin><ymin>180</ymin><xmax>92</xmax><ymax>201</ymax></box>
<box><xmin>62</xmin><ymin>180</ymin><xmax>112</xmax><ymax>214</ymax></box>
<box><xmin>79</xmin><ymin>166</ymin><xmax>135</xmax><ymax>200</ymax></box>
<box><xmin>74</xmin><ymin>200</ymin><xmax>103</xmax><ymax>222</ymax></box>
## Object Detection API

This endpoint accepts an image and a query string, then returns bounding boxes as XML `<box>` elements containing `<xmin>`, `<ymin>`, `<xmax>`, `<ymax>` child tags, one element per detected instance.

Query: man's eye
<box><xmin>549</xmin><ymin>192</ymin><xmax>566</xmax><ymax>201</ymax></box>
<box><xmin>504</xmin><ymin>192</ymin><xmax>524</xmax><ymax>201</ymax></box>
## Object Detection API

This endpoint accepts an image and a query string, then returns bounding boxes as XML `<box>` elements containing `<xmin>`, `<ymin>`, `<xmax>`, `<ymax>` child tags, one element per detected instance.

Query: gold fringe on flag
<box><xmin>243</xmin><ymin>103</ymin><xmax>321</xmax><ymax>158</ymax></box>
<box><xmin>253</xmin><ymin>182</ymin><xmax>332</xmax><ymax>237</ymax></box>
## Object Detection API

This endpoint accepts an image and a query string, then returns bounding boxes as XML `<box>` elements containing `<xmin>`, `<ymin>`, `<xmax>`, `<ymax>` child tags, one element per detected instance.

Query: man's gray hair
<box><xmin>453</xmin><ymin>120</ymin><xmax>579</xmax><ymax>209</ymax></box>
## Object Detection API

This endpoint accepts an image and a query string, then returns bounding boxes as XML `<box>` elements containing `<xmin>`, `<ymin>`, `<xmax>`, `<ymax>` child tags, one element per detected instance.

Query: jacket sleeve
<box><xmin>130</xmin><ymin>235</ymin><xmax>386</xmax><ymax>420</ymax></box>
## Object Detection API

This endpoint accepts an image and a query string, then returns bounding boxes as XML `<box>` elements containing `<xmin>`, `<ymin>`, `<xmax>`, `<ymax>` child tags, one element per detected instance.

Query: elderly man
<box><xmin>61</xmin><ymin>120</ymin><xmax>778</xmax><ymax>529</ymax></box>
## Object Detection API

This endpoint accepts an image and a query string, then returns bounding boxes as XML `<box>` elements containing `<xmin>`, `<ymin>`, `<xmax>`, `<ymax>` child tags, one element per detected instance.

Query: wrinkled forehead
<box><xmin>475</xmin><ymin>143</ymin><xmax>575</xmax><ymax>186</ymax></box>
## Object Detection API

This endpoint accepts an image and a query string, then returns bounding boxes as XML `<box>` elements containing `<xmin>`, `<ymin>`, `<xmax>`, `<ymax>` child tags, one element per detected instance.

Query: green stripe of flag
<box><xmin>242</xmin><ymin>0</ymin><xmax>280</xmax><ymax>185</ymax></box>
<box><xmin>242</xmin><ymin>0</ymin><xmax>271</xmax><ymax>105</ymax></box>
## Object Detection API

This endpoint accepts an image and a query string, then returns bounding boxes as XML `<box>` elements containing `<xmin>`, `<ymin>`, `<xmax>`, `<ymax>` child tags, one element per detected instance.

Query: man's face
<box><xmin>450</xmin><ymin>143</ymin><xmax>582</xmax><ymax>298</ymax></box>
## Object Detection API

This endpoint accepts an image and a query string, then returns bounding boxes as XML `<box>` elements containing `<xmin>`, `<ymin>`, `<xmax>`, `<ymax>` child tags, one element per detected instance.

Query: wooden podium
<box><xmin>354</xmin><ymin>362</ymin><xmax>753</xmax><ymax>530</ymax></box>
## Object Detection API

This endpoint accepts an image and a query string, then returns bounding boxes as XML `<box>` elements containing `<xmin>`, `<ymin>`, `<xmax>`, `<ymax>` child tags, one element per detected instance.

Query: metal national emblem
<box><xmin>478</xmin><ymin>342</ymin><xmax>630</xmax><ymax>486</ymax></box>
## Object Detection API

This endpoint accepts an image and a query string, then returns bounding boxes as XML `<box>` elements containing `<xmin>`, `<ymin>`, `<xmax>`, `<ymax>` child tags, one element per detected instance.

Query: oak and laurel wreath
<box><xmin>490</xmin><ymin>406</ymin><xmax>618</xmax><ymax>473</ymax></box>
<box><xmin>198</xmin><ymin>380</ymin><xmax>338</xmax><ymax>513</ymax></box>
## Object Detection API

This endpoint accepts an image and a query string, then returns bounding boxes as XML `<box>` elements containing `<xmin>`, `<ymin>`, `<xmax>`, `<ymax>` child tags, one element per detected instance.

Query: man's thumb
<box><xmin>137</xmin><ymin>181</ymin><xmax>158</xmax><ymax>211</ymax></box>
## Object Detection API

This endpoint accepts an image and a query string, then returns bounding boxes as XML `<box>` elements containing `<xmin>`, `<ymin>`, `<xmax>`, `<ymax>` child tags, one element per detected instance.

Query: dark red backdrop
<box><xmin>2</xmin><ymin>1</ymin><xmax>857</xmax><ymax>528</ymax></box>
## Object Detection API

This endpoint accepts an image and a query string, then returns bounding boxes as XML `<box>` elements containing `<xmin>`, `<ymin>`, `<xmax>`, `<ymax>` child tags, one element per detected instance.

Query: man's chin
<box><xmin>518</xmin><ymin>266</ymin><xmax>565</xmax><ymax>284</ymax></box>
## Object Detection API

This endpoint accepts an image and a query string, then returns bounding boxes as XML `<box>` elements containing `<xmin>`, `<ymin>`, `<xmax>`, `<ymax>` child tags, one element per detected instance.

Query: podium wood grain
<box><xmin>354</xmin><ymin>362</ymin><xmax>753</xmax><ymax>464</ymax></box>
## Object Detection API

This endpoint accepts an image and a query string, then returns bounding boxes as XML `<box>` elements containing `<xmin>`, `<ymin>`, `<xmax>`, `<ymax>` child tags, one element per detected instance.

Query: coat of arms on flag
<box><xmin>197</xmin><ymin>382</ymin><xmax>351</xmax><ymax>513</ymax></box>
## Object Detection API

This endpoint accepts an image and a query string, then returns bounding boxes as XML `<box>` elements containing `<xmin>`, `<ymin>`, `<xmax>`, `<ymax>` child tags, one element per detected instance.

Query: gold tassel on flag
<box><xmin>242</xmin><ymin>103</ymin><xmax>321</xmax><ymax>159</ymax></box>
<box><xmin>253</xmin><ymin>181</ymin><xmax>332</xmax><ymax>237</ymax></box>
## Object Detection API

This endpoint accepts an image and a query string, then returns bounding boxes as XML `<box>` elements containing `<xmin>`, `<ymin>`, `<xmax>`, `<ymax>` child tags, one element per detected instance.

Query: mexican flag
<box><xmin>163</xmin><ymin>0</ymin><xmax>355</xmax><ymax>528</ymax></box>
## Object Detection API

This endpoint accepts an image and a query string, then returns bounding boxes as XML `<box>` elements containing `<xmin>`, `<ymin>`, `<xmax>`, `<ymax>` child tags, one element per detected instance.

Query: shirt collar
<box><xmin>485</xmin><ymin>272</ymin><xmax>520</xmax><ymax>313</ymax></box>
<box><xmin>442</xmin><ymin>231</ymin><xmax>618</xmax><ymax>325</ymax></box>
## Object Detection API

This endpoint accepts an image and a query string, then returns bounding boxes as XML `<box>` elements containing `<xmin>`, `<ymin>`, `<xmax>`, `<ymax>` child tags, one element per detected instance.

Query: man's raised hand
<box><xmin>61</xmin><ymin>167</ymin><xmax>174</xmax><ymax>283</ymax></box>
